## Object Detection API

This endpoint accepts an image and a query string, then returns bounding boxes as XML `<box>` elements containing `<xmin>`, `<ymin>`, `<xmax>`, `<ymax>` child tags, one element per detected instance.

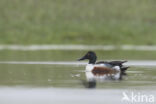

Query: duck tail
<box><xmin>121</xmin><ymin>66</ymin><xmax>129</xmax><ymax>71</ymax></box>
<box><xmin>120</xmin><ymin>66</ymin><xmax>130</xmax><ymax>75</ymax></box>
<box><xmin>119</xmin><ymin>61</ymin><xmax>128</xmax><ymax>67</ymax></box>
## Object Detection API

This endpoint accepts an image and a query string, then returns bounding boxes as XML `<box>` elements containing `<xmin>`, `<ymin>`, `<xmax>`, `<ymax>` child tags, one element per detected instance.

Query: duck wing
<box><xmin>96</xmin><ymin>61</ymin><xmax>127</xmax><ymax>67</ymax></box>
<box><xmin>96</xmin><ymin>61</ymin><xmax>129</xmax><ymax>75</ymax></box>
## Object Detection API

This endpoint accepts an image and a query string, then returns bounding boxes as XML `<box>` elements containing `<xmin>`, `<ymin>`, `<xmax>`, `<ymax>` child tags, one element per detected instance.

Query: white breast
<box><xmin>85</xmin><ymin>64</ymin><xmax>94</xmax><ymax>72</ymax></box>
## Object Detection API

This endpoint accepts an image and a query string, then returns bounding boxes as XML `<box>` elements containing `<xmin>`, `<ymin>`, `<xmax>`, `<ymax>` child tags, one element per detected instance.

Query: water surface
<box><xmin>0</xmin><ymin>50</ymin><xmax>156</xmax><ymax>104</ymax></box>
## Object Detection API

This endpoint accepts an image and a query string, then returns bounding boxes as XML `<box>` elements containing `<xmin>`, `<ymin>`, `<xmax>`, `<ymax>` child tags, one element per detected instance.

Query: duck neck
<box><xmin>89</xmin><ymin>58</ymin><xmax>96</xmax><ymax>64</ymax></box>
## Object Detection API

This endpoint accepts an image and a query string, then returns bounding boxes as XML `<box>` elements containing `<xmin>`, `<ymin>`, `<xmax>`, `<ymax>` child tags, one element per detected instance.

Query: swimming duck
<box><xmin>78</xmin><ymin>51</ymin><xmax>129</xmax><ymax>75</ymax></box>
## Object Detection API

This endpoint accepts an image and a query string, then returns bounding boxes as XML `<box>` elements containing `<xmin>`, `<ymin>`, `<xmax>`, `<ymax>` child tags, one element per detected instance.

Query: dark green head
<box><xmin>78</xmin><ymin>51</ymin><xmax>97</xmax><ymax>64</ymax></box>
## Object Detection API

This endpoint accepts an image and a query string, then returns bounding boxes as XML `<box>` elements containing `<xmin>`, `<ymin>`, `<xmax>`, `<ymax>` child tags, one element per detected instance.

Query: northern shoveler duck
<box><xmin>78</xmin><ymin>51</ymin><xmax>129</xmax><ymax>76</ymax></box>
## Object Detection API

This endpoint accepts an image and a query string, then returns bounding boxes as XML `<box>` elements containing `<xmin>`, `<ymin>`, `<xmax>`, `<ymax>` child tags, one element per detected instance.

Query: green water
<box><xmin>0</xmin><ymin>63</ymin><xmax>156</xmax><ymax>89</ymax></box>
<box><xmin>0</xmin><ymin>50</ymin><xmax>156</xmax><ymax>89</ymax></box>
<box><xmin>1</xmin><ymin>50</ymin><xmax>156</xmax><ymax>61</ymax></box>
<box><xmin>0</xmin><ymin>50</ymin><xmax>156</xmax><ymax>104</ymax></box>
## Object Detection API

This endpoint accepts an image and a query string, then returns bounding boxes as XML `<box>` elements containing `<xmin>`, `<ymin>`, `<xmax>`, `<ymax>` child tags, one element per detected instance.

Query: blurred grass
<box><xmin>0</xmin><ymin>0</ymin><xmax>156</xmax><ymax>45</ymax></box>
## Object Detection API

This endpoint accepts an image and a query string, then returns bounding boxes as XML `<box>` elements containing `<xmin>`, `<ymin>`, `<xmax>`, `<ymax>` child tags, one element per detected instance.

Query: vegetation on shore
<box><xmin>0</xmin><ymin>0</ymin><xmax>156</xmax><ymax>45</ymax></box>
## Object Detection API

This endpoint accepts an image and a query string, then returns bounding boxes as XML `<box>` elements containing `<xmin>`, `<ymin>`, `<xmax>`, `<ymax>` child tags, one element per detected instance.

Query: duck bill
<box><xmin>77</xmin><ymin>55</ymin><xmax>87</xmax><ymax>61</ymax></box>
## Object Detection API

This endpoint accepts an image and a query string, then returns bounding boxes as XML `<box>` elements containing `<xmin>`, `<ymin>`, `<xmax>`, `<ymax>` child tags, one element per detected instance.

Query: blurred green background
<box><xmin>0</xmin><ymin>0</ymin><xmax>156</xmax><ymax>45</ymax></box>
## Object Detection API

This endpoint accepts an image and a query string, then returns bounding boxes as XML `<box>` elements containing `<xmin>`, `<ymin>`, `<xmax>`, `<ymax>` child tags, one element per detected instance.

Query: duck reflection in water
<box><xmin>78</xmin><ymin>51</ymin><xmax>129</xmax><ymax>88</ymax></box>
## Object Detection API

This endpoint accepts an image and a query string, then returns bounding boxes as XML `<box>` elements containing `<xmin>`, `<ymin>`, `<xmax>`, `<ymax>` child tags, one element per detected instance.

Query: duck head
<box><xmin>78</xmin><ymin>51</ymin><xmax>97</xmax><ymax>64</ymax></box>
